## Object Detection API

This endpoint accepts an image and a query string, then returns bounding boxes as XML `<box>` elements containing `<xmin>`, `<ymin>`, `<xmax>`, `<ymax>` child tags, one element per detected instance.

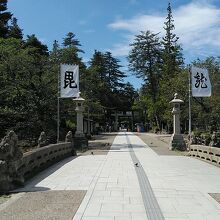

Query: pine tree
<box><xmin>89</xmin><ymin>50</ymin><xmax>106</xmax><ymax>80</ymax></box>
<box><xmin>8</xmin><ymin>17</ymin><xmax>23</xmax><ymax>39</ymax></box>
<box><xmin>88</xmin><ymin>50</ymin><xmax>126</xmax><ymax>109</ymax></box>
<box><xmin>24</xmin><ymin>34</ymin><xmax>48</xmax><ymax>56</ymax></box>
<box><xmin>156</xmin><ymin>2</ymin><xmax>185</xmax><ymax>130</ymax></box>
<box><xmin>0</xmin><ymin>0</ymin><xmax>12</xmax><ymax>38</ymax></box>
<box><xmin>129</xmin><ymin>31</ymin><xmax>162</xmax><ymax>102</ymax></box>
<box><xmin>162</xmin><ymin>2</ymin><xmax>183</xmax><ymax>78</ymax></box>
<box><xmin>89</xmin><ymin>50</ymin><xmax>126</xmax><ymax>90</ymax></box>
<box><xmin>52</xmin><ymin>40</ymin><xmax>59</xmax><ymax>53</ymax></box>
<box><xmin>49</xmin><ymin>40</ymin><xmax>60</xmax><ymax>64</ymax></box>
<box><xmin>60</xmin><ymin>32</ymin><xmax>85</xmax><ymax>68</ymax></box>
<box><xmin>129</xmin><ymin>31</ymin><xmax>163</xmax><ymax>128</ymax></box>
<box><xmin>120</xmin><ymin>82</ymin><xmax>137</xmax><ymax>110</ymax></box>
<box><xmin>62</xmin><ymin>32</ymin><xmax>84</xmax><ymax>53</ymax></box>
<box><xmin>103</xmin><ymin>51</ymin><xmax>126</xmax><ymax>90</ymax></box>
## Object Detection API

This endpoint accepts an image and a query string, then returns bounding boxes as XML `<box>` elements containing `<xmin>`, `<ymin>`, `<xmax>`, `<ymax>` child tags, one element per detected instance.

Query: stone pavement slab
<box><xmin>128</xmin><ymin>132</ymin><xmax>220</xmax><ymax>220</ymax></box>
<box><xmin>73</xmin><ymin>132</ymin><xmax>148</xmax><ymax>220</ymax></box>
<box><xmin>15</xmin><ymin>154</ymin><xmax>107</xmax><ymax>191</ymax></box>
<box><xmin>80</xmin><ymin>132</ymin><xmax>117</xmax><ymax>156</ymax></box>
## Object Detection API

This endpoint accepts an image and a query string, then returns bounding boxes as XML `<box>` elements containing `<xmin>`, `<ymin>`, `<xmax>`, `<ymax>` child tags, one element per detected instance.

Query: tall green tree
<box><xmin>155</xmin><ymin>2</ymin><xmax>185</xmax><ymax>131</ymax></box>
<box><xmin>8</xmin><ymin>17</ymin><xmax>23</xmax><ymax>39</ymax></box>
<box><xmin>0</xmin><ymin>37</ymin><xmax>57</xmax><ymax>141</ymax></box>
<box><xmin>89</xmin><ymin>50</ymin><xmax>106</xmax><ymax>80</ymax></box>
<box><xmin>162</xmin><ymin>2</ymin><xmax>183</xmax><ymax>78</ymax></box>
<box><xmin>24</xmin><ymin>34</ymin><xmax>48</xmax><ymax>56</ymax></box>
<box><xmin>59</xmin><ymin>33</ymin><xmax>85</xmax><ymax>69</ymax></box>
<box><xmin>128</xmin><ymin>31</ymin><xmax>162</xmax><ymax>102</ymax></box>
<box><xmin>49</xmin><ymin>40</ymin><xmax>60</xmax><ymax>65</ymax></box>
<box><xmin>84</xmin><ymin>50</ymin><xmax>130</xmax><ymax>126</ymax></box>
<box><xmin>118</xmin><ymin>82</ymin><xmax>137</xmax><ymax>111</ymax></box>
<box><xmin>84</xmin><ymin>50</ymin><xmax>111</xmax><ymax>120</ymax></box>
<box><xmin>49</xmin><ymin>34</ymin><xmax>86</xmax><ymax>138</ymax></box>
<box><xmin>128</xmin><ymin>31</ymin><xmax>162</xmax><ymax>126</ymax></box>
<box><xmin>62</xmin><ymin>32</ymin><xmax>84</xmax><ymax>53</ymax></box>
<box><xmin>0</xmin><ymin>0</ymin><xmax>12</xmax><ymax>38</ymax></box>
<box><xmin>103</xmin><ymin>51</ymin><xmax>126</xmax><ymax>90</ymax></box>
<box><xmin>88</xmin><ymin>50</ymin><xmax>126</xmax><ymax>108</ymax></box>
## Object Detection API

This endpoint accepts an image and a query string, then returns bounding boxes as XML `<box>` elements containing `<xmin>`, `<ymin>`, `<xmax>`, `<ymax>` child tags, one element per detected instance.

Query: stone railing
<box><xmin>189</xmin><ymin>145</ymin><xmax>220</xmax><ymax>166</ymax></box>
<box><xmin>0</xmin><ymin>130</ymin><xmax>76</xmax><ymax>192</ymax></box>
<box><xmin>19</xmin><ymin>142</ymin><xmax>73</xmax><ymax>180</ymax></box>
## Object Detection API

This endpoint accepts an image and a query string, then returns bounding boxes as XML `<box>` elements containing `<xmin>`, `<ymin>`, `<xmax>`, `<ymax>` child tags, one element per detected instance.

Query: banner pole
<box><xmin>57</xmin><ymin>65</ymin><xmax>60</xmax><ymax>143</ymax></box>
<box><xmin>188</xmin><ymin>65</ymin><xmax>192</xmax><ymax>149</ymax></box>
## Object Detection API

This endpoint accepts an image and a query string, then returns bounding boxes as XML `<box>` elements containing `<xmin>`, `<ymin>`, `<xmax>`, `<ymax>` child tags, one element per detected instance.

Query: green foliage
<box><xmin>128</xmin><ymin>3</ymin><xmax>186</xmax><ymax>131</ymax></box>
<box><xmin>0</xmin><ymin>38</ymin><xmax>55</xmax><ymax>139</ymax></box>
<box><xmin>162</xmin><ymin>2</ymin><xmax>183</xmax><ymax>78</ymax></box>
<box><xmin>128</xmin><ymin>31</ymin><xmax>162</xmax><ymax>126</ymax></box>
<box><xmin>0</xmin><ymin>0</ymin><xmax>12</xmax><ymax>38</ymax></box>
<box><xmin>128</xmin><ymin>31</ymin><xmax>162</xmax><ymax>84</ymax></box>
<box><xmin>8</xmin><ymin>17</ymin><xmax>23</xmax><ymax>39</ymax></box>
<box><xmin>190</xmin><ymin>57</ymin><xmax>220</xmax><ymax>131</ymax></box>
<box><xmin>87</xmin><ymin>50</ymin><xmax>129</xmax><ymax>109</ymax></box>
<box><xmin>24</xmin><ymin>34</ymin><xmax>48</xmax><ymax>56</ymax></box>
<box><xmin>80</xmin><ymin>50</ymin><xmax>136</xmax><ymax>126</ymax></box>
<box><xmin>63</xmin><ymin>32</ymin><xmax>82</xmax><ymax>50</ymax></box>
<box><xmin>0</xmin><ymin>21</ymin><xmax>136</xmax><ymax>142</ymax></box>
<box><xmin>65</xmin><ymin>120</ymin><xmax>76</xmax><ymax>130</ymax></box>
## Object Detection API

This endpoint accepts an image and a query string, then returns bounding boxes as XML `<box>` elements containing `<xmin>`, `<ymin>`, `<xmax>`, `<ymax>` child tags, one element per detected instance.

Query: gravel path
<box><xmin>0</xmin><ymin>191</ymin><xmax>86</xmax><ymax>220</ymax></box>
<box><xmin>137</xmin><ymin>132</ymin><xmax>187</xmax><ymax>156</ymax></box>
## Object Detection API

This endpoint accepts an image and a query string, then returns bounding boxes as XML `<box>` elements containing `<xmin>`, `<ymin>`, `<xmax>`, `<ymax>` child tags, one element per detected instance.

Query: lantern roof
<box><xmin>169</xmin><ymin>93</ymin><xmax>184</xmax><ymax>104</ymax></box>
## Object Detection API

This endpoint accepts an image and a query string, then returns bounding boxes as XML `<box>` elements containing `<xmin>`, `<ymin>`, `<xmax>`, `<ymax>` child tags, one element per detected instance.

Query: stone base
<box><xmin>0</xmin><ymin>168</ymin><xmax>24</xmax><ymax>193</ymax></box>
<box><xmin>170</xmin><ymin>134</ymin><xmax>186</xmax><ymax>151</ymax></box>
<box><xmin>74</xmin><ymin>131</ymin><xmax>85</xmax><ymax>137</ymax></box>
<box><xmin>86</xmin><ymin>134</ymin><xmax>92</xmax><ymax>140</ymax></box>
<box><xmin>73</xmin><ymin>136</ymin><xmax>88</xmax><ymax>150</ymax></box>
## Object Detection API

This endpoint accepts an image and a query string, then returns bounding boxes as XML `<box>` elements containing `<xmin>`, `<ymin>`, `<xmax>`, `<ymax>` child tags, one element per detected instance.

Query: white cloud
<box><xmin>109</xmin><ymin>15</ymin><xmax>163</xmax><ymax>34</ymax></box>
<box><xmin>108</xmin><ymin>1</ymin><xmax>220</xmax><ymax>59</ymax></box>
<box><xmin>109</xmin><ymin>43</ymin><xmax>131</xmax><ymax>57</ymax></box>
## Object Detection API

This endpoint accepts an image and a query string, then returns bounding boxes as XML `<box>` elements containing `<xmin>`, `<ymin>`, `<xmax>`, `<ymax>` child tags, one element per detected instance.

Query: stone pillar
<box><xmin>87</xmin><ymin>120</ymin><xmax>91</xmax><ymax>136</ymax></box>
<box><xmin>75</xmin><ymin>99</ymin><xmax>84</xmax><ymax>137</ymax></box>
<box><xmin>0</xmin><ymin>131</ymin><xmax>24</xmax><ymax>192</ymax></box>
<box><xmin>114</xmin><ymin>111</ymin><xmax>118</xmax><ymax>131</ymax></box>
<box><xmin>73</xmin><ymin>95</ymin><xmax>88</xmax><ymax>150</ymax></box>
<box><xmin>169</xmin><ymin>93</ymin><xmax>186</xmax><ymax>151</ymax></box>
<box><xmin>65</xmin><ymin>131</ymin><xmax>76</xmax><ymax>156</ymax></box>
<box><xmin>173</xmin><ymin>109</ymin><xmax>180</xmax><ymax>134</ymax></box>
<box><xmin>91</xmin><ymin>121</ymin><xmax>94</xmax><ymax>134</ymax></box>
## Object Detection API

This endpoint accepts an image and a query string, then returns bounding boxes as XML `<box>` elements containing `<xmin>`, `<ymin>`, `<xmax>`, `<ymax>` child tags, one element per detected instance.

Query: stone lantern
<box><xmin>169</xmin><ymin>93</ymin><xmax>186</xmax><ymax>151</ymax></box>
<box><xmin>73</xmin><ymin>93</ymin><xmax>88</xmax><ymax>149</ymax></box>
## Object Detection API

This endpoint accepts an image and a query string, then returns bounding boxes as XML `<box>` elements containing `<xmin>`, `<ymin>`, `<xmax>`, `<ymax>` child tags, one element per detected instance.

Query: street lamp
<box><xmin>169</xmin><ymin>93</ymin><xmax>186</xmax><ymax>151</ymax></box>
<box><xmin>73</xmin><ymin>93</ymin><xmax>88</xmax><ymax>149</ymax></box>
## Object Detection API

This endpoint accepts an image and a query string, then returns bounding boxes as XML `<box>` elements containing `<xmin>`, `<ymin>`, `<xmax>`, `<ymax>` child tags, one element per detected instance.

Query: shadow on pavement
<box><xmin>111</xmin><ymin>143</ymin><xmax>147</xmax><ymax>149</ymax></box>
<box><xmin>13</xmin><ymin>156</ymin><xmax>77</xmax><ymax>192</ymax></box>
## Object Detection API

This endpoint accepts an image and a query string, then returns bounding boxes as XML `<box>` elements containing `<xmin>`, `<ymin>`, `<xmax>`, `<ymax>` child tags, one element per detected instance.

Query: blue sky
<box><xmin>7</xmin><ymin>0</ymin><xmax>220</xmax><ymax>88</ymax></box>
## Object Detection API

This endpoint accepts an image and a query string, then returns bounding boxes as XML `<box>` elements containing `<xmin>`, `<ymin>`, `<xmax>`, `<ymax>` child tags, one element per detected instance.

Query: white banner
<box><xmin>60</xmin><ymin>64</ymin><xmax>79</xmax><ymax>98</ymax></box>
<box><xmin>191</xmin><ymin>66</ymin><xmax>211</xmax><ymax>97</ymax></box>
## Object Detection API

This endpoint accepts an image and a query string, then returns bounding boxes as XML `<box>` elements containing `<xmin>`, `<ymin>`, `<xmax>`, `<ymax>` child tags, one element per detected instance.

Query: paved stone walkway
<box><xmin>2</xmin><ymin>132</ymin><xmax>220</xmax><ymax>220</ymax></box>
